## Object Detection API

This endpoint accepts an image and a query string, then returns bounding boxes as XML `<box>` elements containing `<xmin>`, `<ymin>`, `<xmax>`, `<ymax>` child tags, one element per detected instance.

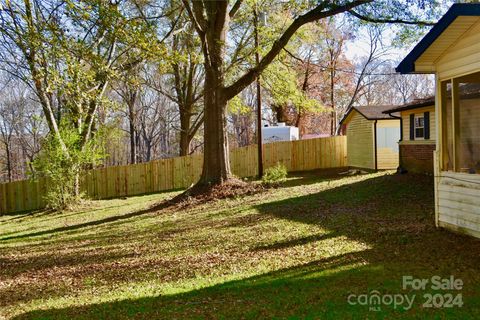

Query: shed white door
<box><xmin>376</xmin><ymin>126</ymin><xmax>400</xmax><ymax>169</ymax></box>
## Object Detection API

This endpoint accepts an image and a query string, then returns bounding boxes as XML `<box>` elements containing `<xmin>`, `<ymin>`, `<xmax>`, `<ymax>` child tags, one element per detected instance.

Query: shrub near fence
<box><xmin>0</xmin><ymin>136</ymin><xmax>347</xmax><ymax>214</ymax></box>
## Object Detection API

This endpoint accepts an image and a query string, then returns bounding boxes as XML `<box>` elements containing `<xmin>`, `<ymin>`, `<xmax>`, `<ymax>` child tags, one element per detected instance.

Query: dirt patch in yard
<box><xmin>162</xmin><ymin>178</ymin><xmax>265</xmax><ymax>210</ymax></box>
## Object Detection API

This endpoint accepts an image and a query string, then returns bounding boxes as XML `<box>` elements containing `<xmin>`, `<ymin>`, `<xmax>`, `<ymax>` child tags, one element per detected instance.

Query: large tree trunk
<box><xmin>191</xmin><ymin>1</ymin><xmax>232</xmax><ymax>186</ymax></box>
<box><xmin>198</xmin><ymin>71</ymin><xmax>231</xmax><ymax>185</ymax></box>
<box><xmin>295</xmin><ymin>111</ymin><xmax>305</xmax><ymax>138</ymax></box>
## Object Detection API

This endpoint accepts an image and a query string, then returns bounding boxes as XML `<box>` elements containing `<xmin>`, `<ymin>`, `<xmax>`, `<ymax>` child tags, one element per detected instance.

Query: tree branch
<box><xmin>229</xmin><ymin>0</ymin><xmax>243</xmax><ymax>18</ymax></box>
<box><xmin>191</xmin><ymin>0</ymin><xmax>208</xmax><ymax>31</ymax></box>
<box><xmin>224</xmin><ymin>0</ymin><xmax>372</xmax><ymax>101</ymax></box>
<box><xmin>349</xmin><ymin>10</ymin><xmax>436</xmax><ymax>26</ymax></box>
<box><xmin>158</xmin><ymin>10</ymin><xmax>183</xmax><ymax>43</ymax></box>
<box><xmin>189</xmin><ymin>111</ymin><xmax>204</xmax><ymax>139</ymax></box>
<box><xmin>181</xmin><ymin>0</ymin><xmax>205</xmax><ymax>35</ymax></box>
<box><xmin>283</xmin><ymin>48</ymin><xmax>305</xmax><ymax>63</ymax></box>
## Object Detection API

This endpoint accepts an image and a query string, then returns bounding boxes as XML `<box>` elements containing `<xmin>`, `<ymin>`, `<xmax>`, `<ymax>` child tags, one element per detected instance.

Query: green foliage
<box><xmin>228</xmin><ymin>95</ymin><xmax>251</xmax><ymax>114</ymax></box>
<box><xmin>263</xmin><ymin>59</ymin><xmax>324</xmax><ymax>114</ymax></box>
<box><xmin>262</xmin><ymin>163</ymin><xmax>288</xmax><ymax>186</ymax></box>
<box><xmin>31</xmin><ymin>128</ymin><xmax>105</xmax><ymax>211</ymax></box>
<box><xmin>1</xmin><ymin>0</ymin><xmax>164</xmax><ymax>192</ymax></box>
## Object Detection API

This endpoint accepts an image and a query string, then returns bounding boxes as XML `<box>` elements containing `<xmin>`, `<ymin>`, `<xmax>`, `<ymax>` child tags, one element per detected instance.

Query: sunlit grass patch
<box><xmin>1</xmin><ymin>171</ymin><xmax>479</xmax><ymax>319</ymax></box>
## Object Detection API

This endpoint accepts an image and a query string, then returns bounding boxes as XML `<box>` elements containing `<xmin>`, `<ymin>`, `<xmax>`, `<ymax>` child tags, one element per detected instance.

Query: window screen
<box><xmin>457</xmin><ymin>72</ymin><xmax>480</xmax><ymax>174</ymax></box>
<box><xmin>441</xmin><ymin>81</ymin><xmax>453</xmax><ymax>171</ymax></box>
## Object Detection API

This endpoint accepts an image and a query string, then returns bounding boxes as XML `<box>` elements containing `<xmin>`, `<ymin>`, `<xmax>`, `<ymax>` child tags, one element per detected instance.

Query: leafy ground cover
<box><xmin>1</xmin><ymin>170</ymin><xmax>479</xmax><ymax>319</ymax></box>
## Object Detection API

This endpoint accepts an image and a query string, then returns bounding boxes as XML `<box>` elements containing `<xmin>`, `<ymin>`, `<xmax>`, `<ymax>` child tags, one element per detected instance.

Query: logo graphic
<box><xmin>347</xmin><ymin>275</ymin><xmax>464</xmax><ymax>312</ymax></box>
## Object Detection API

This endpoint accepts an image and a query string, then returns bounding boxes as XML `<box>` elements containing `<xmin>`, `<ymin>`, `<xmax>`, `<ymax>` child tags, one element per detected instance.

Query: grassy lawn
<box><xmin>1</xmin><ymin>171</ymin><xmax>479</xmax><ymax>319</ymax></box>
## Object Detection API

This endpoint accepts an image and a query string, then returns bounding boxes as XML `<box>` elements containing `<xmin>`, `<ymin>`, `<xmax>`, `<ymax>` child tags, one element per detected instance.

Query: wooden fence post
<box><xmin>0</xmin><ymin>137</ymin><xmax>346</xmax><ymax>214</ymax></box>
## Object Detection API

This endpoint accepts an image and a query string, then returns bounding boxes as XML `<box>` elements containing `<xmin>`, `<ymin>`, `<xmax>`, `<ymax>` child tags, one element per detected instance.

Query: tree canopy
<box><xmin>0</xmin><ymin>0</ymin><xmax>453</xmax><ymax>202</ymax></box>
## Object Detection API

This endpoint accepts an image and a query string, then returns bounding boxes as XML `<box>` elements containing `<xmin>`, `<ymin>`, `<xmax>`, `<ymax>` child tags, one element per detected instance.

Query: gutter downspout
<box><xmin>388</xmin><ymin>113</ymin><xmax>403</xmax><ymax>142</ymax></box>
<box><xmin>374</xmin><ymin>120</ymin><xmax>378</xmax><ymax>171</ymax></box>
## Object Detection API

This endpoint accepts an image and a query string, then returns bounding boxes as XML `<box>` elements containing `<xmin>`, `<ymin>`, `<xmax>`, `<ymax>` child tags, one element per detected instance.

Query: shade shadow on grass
<box><xmin>7</xmin><ymin>173</ymin><xmax>480</xmax><ymax>319</ymax></box>
<box><xmin>256</xmin><ymin>173</ymin><xmax>437</xmax><ymax>245</ymax></box>
<box><xmin>13</xmin><ymin>247</ymin><xmax>480</xmax><ymax>320</ymax></box>
<box><xmin>0</xmin><ymin>199</ymin><xmax>176</xmax><ymax>241</ymax></box>
<box><xmin>280</xmin><ymin>167</ymin><xmax>350</xmax><ymax>188</ymax></box>
<box><xmin>0</xmin><ymin>250</ymin><xmax>143</xmax><ymax>279</ymax></box>
<box><xmin>0</xmin><ymin>168</ymin><xmax>344</xmax><ymax>241</ymax></box>
<box><xmin>0</xmin><ymin>209</ymin><xmax>53</xmax><ymax>223</ymax></box>
<box><xmin>0</xmin><ymin>204</ymin><xmax>136</xmax><ymax>239</ymax></box>
<box><xmin>252</xmin><ymin>232</ymin><xmax>339</xmax><ymax>252</ymax></box>
<box><xmin>12</xmin><ymin>253</ymin><xmax>386</xmax><ymax>320</ymax></box>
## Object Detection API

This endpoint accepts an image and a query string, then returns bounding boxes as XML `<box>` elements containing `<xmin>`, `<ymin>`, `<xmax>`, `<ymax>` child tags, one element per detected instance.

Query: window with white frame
<box><xmin>414</xmin><ymin>115</ymin><xmax>424</xmax><ymax>139</ymax></box>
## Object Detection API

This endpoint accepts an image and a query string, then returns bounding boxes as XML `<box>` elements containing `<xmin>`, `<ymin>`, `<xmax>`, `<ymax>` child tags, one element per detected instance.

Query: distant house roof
<box><xmin>382</xmin><ymin>83</ymin><xmax>480</xmax><ymax>114</ymax></box>
<box><xmin>396</xmin><ymin>3</ymin><xmax>480</xmax><ymax>74</ymax></box>
<box><xmin>382</xmin><ymin>97</ymin><xmax>435</xmax><ymax>114</ymax></box>
<box><xmin>339</xmin><ymin>105</ymin><xmax>399</xmax><ymax>125</ymax></box>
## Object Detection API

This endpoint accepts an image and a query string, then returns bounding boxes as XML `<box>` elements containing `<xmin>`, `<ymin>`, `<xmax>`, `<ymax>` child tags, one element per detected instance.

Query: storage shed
<box><xmin>339</xmin><ymin>105</ymin><xmax>400</xmax><ymax>170</ymax></box>
<box><xmin>396</xmin><ymin>3</ymin><xmax>480</xmax><ymax>238</ymax></box>
<box><xmin>384</xmin><ymin>98</ymin><xmax>436</xmax><ymax>173</ymax></box>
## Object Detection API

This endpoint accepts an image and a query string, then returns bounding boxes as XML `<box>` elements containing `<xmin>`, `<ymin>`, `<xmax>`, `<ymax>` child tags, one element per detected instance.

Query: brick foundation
<box><xmin>400</xmin><ymin>143</ymin><xmax>436</xmax><ymax>173</ymax></box>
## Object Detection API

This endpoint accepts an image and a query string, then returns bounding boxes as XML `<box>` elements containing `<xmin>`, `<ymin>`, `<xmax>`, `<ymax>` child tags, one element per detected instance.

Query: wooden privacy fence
<box><xmin>0</xmin><ymin>136</ymin><xmax>346</xmax><ymax>214</ymax></box>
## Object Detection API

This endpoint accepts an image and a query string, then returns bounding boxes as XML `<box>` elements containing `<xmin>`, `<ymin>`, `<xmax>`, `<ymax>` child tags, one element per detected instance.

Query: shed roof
<box><xmin>396</xmin><ymin>3</ymin><xmax>480</xmax><ymax>74</ymax></box>
<box><xmin>382</xmin><ymin>97</ymin><xmax>435</xmax><ymax>114</ymax></box>
<box><xmin>339</xmin><ymin>105</ymin><xmax>399</xmax><ymax>125</ymax></box>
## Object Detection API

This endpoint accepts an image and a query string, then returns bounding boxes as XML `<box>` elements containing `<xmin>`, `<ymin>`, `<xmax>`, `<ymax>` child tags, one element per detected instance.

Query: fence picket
<box><xmin>0</xmin><ymin>136</ymin><xmax>346</xmax><ymax>214</ymax></box>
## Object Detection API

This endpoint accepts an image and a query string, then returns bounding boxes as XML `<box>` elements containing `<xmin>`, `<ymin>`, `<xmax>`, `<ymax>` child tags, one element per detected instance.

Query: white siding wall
<box><xmin>437</xmin><ymin>19</ymin><xmax>480</xmax><ymax>80</ymax></box>
<box><xmin>437</xmin><ymin>172</ymin><xmax>480</xmax><ymax>238</ymax></box>
<box><xmin>432</xmin><ymin>20</ymin><xmax>480</xmax><ymax>238</ymax></box>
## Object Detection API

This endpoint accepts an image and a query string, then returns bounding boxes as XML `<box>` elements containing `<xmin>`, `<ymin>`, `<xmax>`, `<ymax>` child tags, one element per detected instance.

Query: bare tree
<box><xmin>137</xmin><ymin>83</ymin><xmax>178</xmax><ymax>161</ymax></box>
<box><xmin>114</xmin><ymin>65</ymin><xmax>143</xmax><ymax>164</ymax></box>
<box><xmin>152</xmin><ymin>15</ymin><xmax>205</xmax><ymax>156</ymax></box>
<box><xmin>0</xmin><ymin>95</ymin><xmax>19</xmax><ymax>182</ymax></box>
<box><xmin>358</xmin><ymin>62</ymin><xmax>434</xmax><ymax>106</ymax></box>
<box><xmin>0</xmin><ymin>77</ymin><xmax>44</xmax><ymax>182</ymax></box>
<box><xmin>228</xmin><ymin>85</ymin><xmax>255</xmax><ymax>148</ymax></box>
